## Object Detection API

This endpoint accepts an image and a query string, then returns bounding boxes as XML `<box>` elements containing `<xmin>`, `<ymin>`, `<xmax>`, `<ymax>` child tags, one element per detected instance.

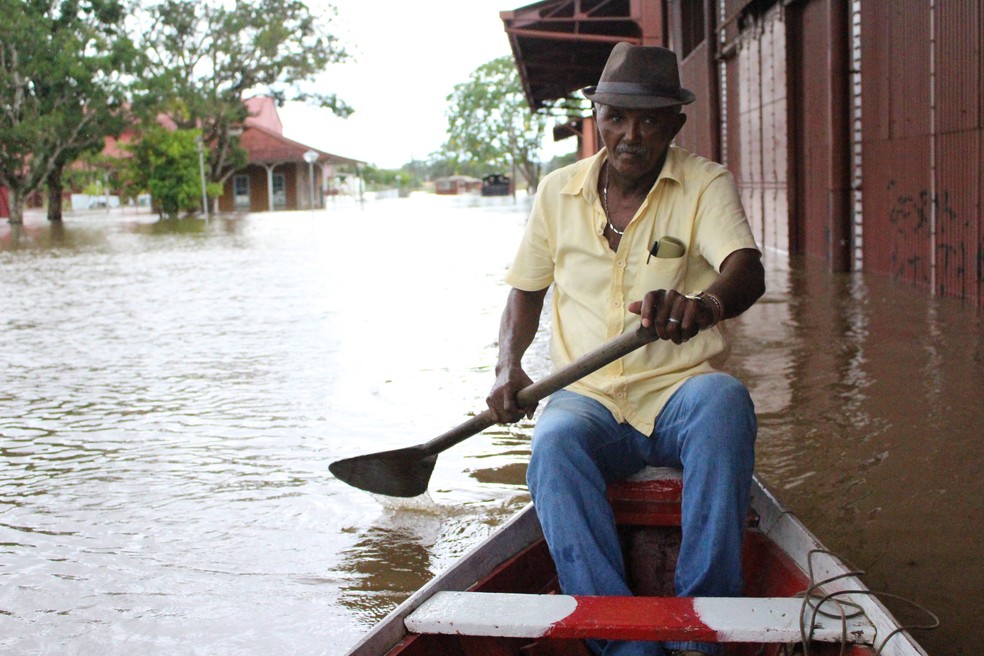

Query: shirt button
<box><xmin>613</xmin><ymin>300</ymin><xmax>622</xmax><ymax>308</ymax></box>
<box><xmin>616</xmin><ymin>260</ymin><xmax>626</xmax><ymax>268</ymax></box>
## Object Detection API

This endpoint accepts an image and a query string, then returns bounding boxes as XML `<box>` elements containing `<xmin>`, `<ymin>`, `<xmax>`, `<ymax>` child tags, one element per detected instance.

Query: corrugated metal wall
<box><xmin>934</xmin><ymin>1</ymin><xmax>982</xmax><ymax>302</ymax></box>
<box><xmin>668</xmin><ymin>0</ymin><xmax>981</xmax><ymax>306</ymax></box>
<box><xmin>707</xmin><ymin>0</ymin><xmax>983</xmax><ymax>306</ymax></box>
<box><xmin>860</xmin><ymin>2</ymin><xmax>934</xmax><ymax>288</ymax></box>
<box><xmin>729</xmin><ymin>4</ymin><xmax>789</xmax><ymax>256</ymax></box>
<box><xmin>677</xmin><ymin>41</ymin><xmax>717</xmax><ymax>161</ymax></box>
<box><xmin>861</xmin><ymin>0</ymin><xmax>983</xmax><ymax>305</ymax></box>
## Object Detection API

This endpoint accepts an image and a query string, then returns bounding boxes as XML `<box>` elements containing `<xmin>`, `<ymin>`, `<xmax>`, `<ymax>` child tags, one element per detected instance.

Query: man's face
<box><xmin>595</xmin><ymin>104</ymin><xmax>686</xmax><ymax>182</ymax></box>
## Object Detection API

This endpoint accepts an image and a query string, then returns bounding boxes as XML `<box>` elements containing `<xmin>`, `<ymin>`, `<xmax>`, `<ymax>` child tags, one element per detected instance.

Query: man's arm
<box><xmin>486</xmin><ymin>287</ymin><xmax>548</xmax><ymax>423</ymax></box>
<box><xmin>702</xmin><ymin>247</ymin><xmax>766</xmax><ymax>318</ymax></box>
<box><xmin>629</xmin><ymin>248</ymin><xmax>765</xmax><ymax>343</ymax></box>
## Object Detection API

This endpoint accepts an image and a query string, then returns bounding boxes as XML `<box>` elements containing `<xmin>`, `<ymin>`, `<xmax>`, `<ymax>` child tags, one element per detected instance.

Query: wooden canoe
<box><xmin>343</xmin><ymin>468</ymin><xmax>929</xmax><ymax>656</ymax></box>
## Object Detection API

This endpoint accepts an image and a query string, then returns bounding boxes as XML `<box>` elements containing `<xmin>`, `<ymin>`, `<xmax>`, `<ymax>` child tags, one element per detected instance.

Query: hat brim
<box><xmin>582</xmin><ymin>86</ymin><xmax>696</xmax><ymax>109</ymax></box>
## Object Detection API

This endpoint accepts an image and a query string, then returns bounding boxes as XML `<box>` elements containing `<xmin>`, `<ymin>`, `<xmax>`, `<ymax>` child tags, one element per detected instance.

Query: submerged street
<box><xmin>1</xmin><ymin>194</ymin><xmax>980</xmax><ymax>655</ymax></box>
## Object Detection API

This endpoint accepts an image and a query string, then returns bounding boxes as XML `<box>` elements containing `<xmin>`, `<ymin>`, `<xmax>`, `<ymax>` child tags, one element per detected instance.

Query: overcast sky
<box><xmin>278</xmin><ymin>0</ymin><xmax>575</xmax><ymax>169</ymax></box>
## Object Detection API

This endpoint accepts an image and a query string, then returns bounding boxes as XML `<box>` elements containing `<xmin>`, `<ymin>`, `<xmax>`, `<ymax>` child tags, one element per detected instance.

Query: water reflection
<box><xmin>131</xmin><ymin>216</ymin><xmax>207</xmax><ymax>235</ymax></box>
<box><xmin>728</xmin><ymin>253</ymin><xmax>983</xmax><ymax>655</ymax></box>
<box><xmin>0</xmin><ymin>217</ymin><xmax>82</xmax><ymax>251</ymax></box>
<box><xmin>337</xmin><ymin>504</ymin><xmax>445</xmax><ymax>626</ymax></box>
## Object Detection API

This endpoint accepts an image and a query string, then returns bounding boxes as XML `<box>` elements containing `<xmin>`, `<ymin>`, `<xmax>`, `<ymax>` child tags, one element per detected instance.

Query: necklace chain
<box><xmin>601</xmin><ymin>163</ymin><xmax>625</xmax><ymax>236</ymax></box>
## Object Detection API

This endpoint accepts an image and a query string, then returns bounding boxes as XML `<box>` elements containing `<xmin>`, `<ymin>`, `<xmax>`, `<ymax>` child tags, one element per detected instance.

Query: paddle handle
<box><xmin>419</xmin><ymin>326</ymin><xmax>657</xmax><ymax>457</ymax></box>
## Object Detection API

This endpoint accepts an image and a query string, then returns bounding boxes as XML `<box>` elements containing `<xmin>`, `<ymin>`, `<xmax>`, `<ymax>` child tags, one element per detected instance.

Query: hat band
<box><xmin>593</xmin><ymin>81</ymin><xmax>683</xmax><ymax>97</ymax></box>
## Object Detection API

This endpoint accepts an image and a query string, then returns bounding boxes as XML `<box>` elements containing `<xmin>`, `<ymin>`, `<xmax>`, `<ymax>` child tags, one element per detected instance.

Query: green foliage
<box><xmin>65</xmin><ymin>151</ymin><xmax>139</xmax><ymax>203</ymax></box>
<box><xmin>0</xmin><ymin>0</ymin><xmax>137</xmax><ymax>222</ymax></box>
<box><xmin>125</xmin><ymin>127</ymin><xmax>206</xmax><ymax>219</ymax></box>
<box><xmin>440</xmin><ymin>56</ymin><xmax>548</xmax><ymax>191</ymax></box>
<box><xmin>361</xmin><ymin>163</ymin><xmax>423</xmax><ymax>192</ymax></box>
<box><xmin>135</xmin><ymin>0</ymin><xmax>352</xmax><ymax>188</ymax></box>
<box><xmin>543</xmin><ymin>150</ymin><xmax>579</xmax><ymax>175</ymax></box>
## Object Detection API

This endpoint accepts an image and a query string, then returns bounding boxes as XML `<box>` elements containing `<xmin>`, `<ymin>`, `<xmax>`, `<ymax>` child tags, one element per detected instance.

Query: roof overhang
<box><xmin>500</xmin><ymin>0</ymin><xmax>663</xmax><ymax>111</ymax></box>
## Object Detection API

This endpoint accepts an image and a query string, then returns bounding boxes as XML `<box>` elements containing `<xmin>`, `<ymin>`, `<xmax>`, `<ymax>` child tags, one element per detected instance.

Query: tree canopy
<box><xmin>0</xmin><ymin>0</ymin><xmax>137</xmax><ymax>223</ymax></box>
<box><xmin>441</xmin><ymin>56</ymin><xmax>548</xmax><ymax>192</ymax></box>
<box><xmin>123</xmin><ymin>126</ymin><xmax>221</xmax><ymax>220</ymax></box>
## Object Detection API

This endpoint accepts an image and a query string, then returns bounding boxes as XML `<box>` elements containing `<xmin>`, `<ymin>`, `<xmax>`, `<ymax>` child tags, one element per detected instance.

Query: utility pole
<box><xmin>197</xmin><ymin>136</ymin><xmax>209</xmax><ymax>221</ymax></box>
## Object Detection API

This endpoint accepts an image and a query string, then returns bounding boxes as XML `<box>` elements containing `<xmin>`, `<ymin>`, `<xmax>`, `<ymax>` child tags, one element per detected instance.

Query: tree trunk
<box><xmin>7</xmin><ymin>187</ymin><xmax>24</xmax><ymax>224</ymax></box>
<box><xmin>47</xmin><ymin>164</ymin><xmax>64</xmax><ymax>222</ymax></box>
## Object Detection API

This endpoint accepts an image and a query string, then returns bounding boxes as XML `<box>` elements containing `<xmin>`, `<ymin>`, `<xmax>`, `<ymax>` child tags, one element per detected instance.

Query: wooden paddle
<box><xmin>329</xmin><ymin>325</ymin><xmax>658</xmax><ymax>497</ymax></box>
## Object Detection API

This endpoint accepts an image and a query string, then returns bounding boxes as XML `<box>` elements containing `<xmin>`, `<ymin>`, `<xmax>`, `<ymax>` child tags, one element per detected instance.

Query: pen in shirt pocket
<box><xmin>647</xmin><ymin>236</ymin><xmax>686</xmax><ymax>263</ymax></box>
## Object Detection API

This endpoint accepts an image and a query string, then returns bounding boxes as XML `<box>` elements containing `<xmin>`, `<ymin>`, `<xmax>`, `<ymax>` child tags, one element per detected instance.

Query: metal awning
<box><xmin>499</xmin><ymin>0</ymin><xmax>662</xmax><ymax>111</ymax></box>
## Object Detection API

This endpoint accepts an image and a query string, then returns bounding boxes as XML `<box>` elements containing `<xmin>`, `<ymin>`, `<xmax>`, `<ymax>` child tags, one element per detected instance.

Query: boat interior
<box><xmin>385</xmin><ymin>473</ymin><xmax>891</xmax><ymax>656</ymax></box>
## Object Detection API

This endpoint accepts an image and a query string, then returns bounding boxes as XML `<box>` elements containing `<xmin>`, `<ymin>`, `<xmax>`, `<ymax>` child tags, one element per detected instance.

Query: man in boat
<box><xmin>486</xmin><ymin>42</ymin><xmax>765</xmax><ymax>656</ymax></box>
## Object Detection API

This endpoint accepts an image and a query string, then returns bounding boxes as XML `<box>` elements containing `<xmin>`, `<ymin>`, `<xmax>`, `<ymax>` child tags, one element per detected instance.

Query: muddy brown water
<box><xmin>1</xmin><ymin>196</ymin><xmax>980</xmax><ymax>654</ymax></box>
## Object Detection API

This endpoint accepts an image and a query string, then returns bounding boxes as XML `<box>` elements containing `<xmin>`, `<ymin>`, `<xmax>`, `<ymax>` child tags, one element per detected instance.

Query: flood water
<box><xmin>0</xmin><ymin>195</ymin><xmax>980</xmax><ymax>656</ymax></box>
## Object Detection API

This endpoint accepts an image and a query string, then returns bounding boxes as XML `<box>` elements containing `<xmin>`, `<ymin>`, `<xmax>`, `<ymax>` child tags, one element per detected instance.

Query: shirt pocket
<box><xmin>630</xmin><ymin>250</ymin><xmax>689</xmax><ymax>295</ymax></box>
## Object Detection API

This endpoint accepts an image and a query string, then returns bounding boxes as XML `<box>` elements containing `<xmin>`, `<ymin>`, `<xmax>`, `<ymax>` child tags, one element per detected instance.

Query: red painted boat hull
<box><xmin>345</xmin><ymin>470</ymin><xmax>928</xmax><ymax>656</ymax></box>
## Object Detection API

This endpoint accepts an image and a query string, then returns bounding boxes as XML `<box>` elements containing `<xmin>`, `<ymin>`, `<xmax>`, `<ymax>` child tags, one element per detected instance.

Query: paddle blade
<box><xmin>329</xmin><ymin>446</ymin><xmax>437</xmax><ymax>498</ymax></box>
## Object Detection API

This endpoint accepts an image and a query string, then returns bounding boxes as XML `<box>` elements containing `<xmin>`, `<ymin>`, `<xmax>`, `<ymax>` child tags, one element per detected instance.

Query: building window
<box><xmin>233</xmin><ymin>174</ymin><xmax>250</xmax><ymax>210</ymax></box>
<box><xmin>272</xmin><ymin>173</ymin><xmax>286</xmax><ymax>208</ymax></box>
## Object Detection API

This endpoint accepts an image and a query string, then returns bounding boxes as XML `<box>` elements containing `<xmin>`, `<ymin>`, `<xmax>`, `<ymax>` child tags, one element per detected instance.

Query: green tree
<box><xmin>441</xmin><ymin>56</ymin><xmax>548</xmax><ymax>192</ymax></box>
<box><xmin>125</xmin><ymin>127</ymin><xmax>219</xmax><ymax>219</ymax></box>
<box><xmin>134</xmin><ymin>0</ymin><xmax>352</xmax><ymax>202</ymax></box>
<box><xmin>0</xmin><ymin>0</ymin><xmax>137</xmax><ymax>224</ymax></box>
<box><xmin>361</xmin><ymin>162</ymin><xmax>427</xmax><ymax>193</ymax></box>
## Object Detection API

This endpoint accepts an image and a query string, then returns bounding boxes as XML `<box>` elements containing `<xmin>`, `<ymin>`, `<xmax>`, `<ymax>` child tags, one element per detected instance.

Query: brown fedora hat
<box><xmin>583</xmin><ymin>42</ymin><xmax>695</xmax><ymax>109</ymax></box>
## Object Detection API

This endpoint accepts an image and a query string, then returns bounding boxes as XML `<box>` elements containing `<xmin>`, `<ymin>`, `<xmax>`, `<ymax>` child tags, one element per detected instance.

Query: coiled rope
<box><xmin>793</xmin><ymin>549</ymin><xmax>940</xmax><ymax>656</ymax></box>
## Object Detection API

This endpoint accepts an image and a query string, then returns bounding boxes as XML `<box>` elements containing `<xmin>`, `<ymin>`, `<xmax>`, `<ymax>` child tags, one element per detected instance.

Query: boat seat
<box><xmin>405</xmin><ymin>591</ymin><xmax>875</xmax><ymax>645</ymax></box>
<box><xmin>607</xmin><ymin>467</ymin><xmax>759</xmax><ymax>527</ymax></box>
<box><xmin>607</xmin><ymin>467</ymin><xmax>684</xmax><ymax>526</ymax></box>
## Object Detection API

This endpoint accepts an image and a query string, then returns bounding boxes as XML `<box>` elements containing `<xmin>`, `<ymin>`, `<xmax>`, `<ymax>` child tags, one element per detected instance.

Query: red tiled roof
<box><xmin>239</xmin><ymin>123</ymin><xmax>362</xmax><ymax>166</ymax></box>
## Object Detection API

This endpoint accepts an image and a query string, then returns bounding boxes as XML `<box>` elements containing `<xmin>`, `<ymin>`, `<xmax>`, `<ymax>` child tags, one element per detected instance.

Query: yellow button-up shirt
<box><xmin>505</xmin><ymin>146</ymin><xmax>759</xmax><ymax>434</ymax></box>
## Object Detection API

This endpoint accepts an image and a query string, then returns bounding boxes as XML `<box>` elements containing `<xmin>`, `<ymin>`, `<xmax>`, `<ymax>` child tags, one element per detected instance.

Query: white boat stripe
<box><xmin>693</xmin><ymin>596</ymin><xmax>874</xmax><ymax>643</ymax></box>
<box><xmin>405</xmin><ymin>592</ymin><xmax>578</xmax><ymax>638</ymax></box>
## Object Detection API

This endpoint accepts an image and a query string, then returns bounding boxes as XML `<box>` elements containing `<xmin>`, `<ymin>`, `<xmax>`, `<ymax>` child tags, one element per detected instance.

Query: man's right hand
<box><xmin>486</xmin><ymin>363</ymin><xmax>537</xmax><ymax>424</ymax></box>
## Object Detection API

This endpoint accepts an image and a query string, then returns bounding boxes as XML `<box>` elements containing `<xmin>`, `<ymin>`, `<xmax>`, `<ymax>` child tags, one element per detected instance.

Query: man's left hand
<box><xmin>628</xmin><ymin>289</ymin><xmax>715</xmax><ymax>344</ymax></box>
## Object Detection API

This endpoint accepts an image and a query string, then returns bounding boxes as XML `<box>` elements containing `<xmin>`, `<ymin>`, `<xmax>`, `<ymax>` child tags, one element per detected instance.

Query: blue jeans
<box><xmin>526</xmin><ymin>374</ymin><xmax>756</xmax><ymax>656</ymax></box>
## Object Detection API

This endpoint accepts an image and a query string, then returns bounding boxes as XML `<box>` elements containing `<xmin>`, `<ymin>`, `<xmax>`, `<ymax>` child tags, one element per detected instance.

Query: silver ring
<box><xmin>667</xmin><ymin>317</ymin><xmax>681</xmax><ymax>324</ymax></box>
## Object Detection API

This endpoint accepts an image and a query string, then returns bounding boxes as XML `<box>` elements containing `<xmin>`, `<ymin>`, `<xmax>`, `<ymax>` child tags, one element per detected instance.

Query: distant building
<box><xmin>434</xmin><ymin>175</ymin><xmax>482</xmax><ymax>195</ymax></box>
<box><xmin>220</xmin><ymin>97</ymin><xmax>362</xmax><ymax>213</ymax></box>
